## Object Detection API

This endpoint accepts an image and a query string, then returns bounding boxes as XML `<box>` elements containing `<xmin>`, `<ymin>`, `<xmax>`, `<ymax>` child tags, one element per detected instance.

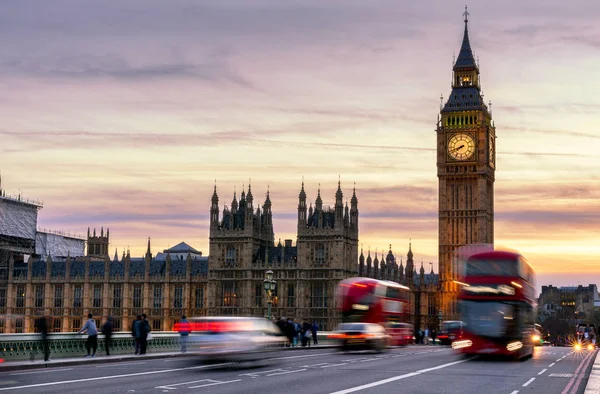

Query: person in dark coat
<box><xmin>132</xmin><ymin>315</ymin><xmax>142</xmax><ymax>354</ymax></box>
<box><xmin>37</xmin><ymin>316</ymin><xmax>50</xmax><ymax>362</ymax></box>
<box><xmin>102</xmin><ymin>317</ymin><xmax>114</xmax><ymax>356</ymax></box>
<box><xmin>301</xmin><ymin>320</ymin><xmax>311</xmax><ymax>347</ymax></box>
<box><xmin>311</xmin><ymin>321</ymin><xmax>318</xmax><ymax>345</ymax></box>
<box><xmin>140</xmin><ymin>313</ymin><xmax>151</xmax><ymax>354</ymax></box>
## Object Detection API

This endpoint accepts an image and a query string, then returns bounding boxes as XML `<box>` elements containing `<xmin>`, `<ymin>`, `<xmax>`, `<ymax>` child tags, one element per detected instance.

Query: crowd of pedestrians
<box><xmin>275</xmin><ymin>317</ymin><xmax>319</xmax><ymax>347</ymax></box>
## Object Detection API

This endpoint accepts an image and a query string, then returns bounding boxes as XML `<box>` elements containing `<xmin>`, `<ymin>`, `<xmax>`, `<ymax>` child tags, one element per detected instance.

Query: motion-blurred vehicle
<box><xmin>575</xmin><ymin>324</ymin><xmax>596</xmax><ymax>351</ymax></box>
<box><xmin>330</xmin><ymin>322</ymin><xmax>390</xmax><ymax>352</ymax></box>
<box><xmin>387</xmin><ymin>322</ymin><xmax>414</xmax><ymax>346</ymax></box>
<box><xmin>337</xmin><ymin>277</ymin><xmax>411</xmax><ymax>346</ymax></box>
<box><xmin>179</xmin><ymin>316</ymin><xmax>287</xmax><ymax>364</ymax></box>
<box><xmin>438</xmin><ymin>321</ymin><xmax>464</xmax><ymax>346</ymax></box>
<box><xmin>453</xmin><ymin>250</ymin><xmax>537</xmax><ymax>360</ymax></box>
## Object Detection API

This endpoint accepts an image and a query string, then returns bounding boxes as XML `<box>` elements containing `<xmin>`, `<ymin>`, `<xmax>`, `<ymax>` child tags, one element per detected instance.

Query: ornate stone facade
<box><xmin>208</xmin><ymin>181</ymin><xmax>358</xmax><ymax>330</ymax></box>
<box><xmin>0</xmin><ymin>233</ymin><xmax>208</xmax><ymax>334</ymax></box>
<box><xmin>437</xmin><ymin>9</ymin><xmax>495</xmax><ymax>320</ymax></box>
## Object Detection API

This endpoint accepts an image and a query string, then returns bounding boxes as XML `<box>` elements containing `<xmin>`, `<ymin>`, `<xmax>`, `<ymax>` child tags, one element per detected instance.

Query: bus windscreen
<box><xmin>465</xmin><ymin>258</ymin><xmax>518</xmax><ymax>277</ymax></box>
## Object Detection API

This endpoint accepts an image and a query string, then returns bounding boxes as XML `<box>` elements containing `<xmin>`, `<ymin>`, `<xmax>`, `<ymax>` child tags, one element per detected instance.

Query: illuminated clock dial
<box><xmin>448</xmin><ymin>133</ymin><xmax>475</xmax><ymax>161</ymax></box>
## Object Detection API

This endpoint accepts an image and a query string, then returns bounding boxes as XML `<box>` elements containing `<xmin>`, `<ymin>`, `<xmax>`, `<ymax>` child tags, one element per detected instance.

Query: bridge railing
<box><xmin>0</xmin><ymin>331</ymin><xmax>335</xmax><ymax>361</ymax></box>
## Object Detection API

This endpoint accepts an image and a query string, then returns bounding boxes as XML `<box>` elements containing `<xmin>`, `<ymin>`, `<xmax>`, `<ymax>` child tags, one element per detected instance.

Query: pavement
<box><xmin>0</xmin><ymin>345</ymin><xmax>596</xmax><ymax>393</ymax></box>
<box><xmin>0</xmin><ymin>344</ymin><xmax>337</xmax><ymax>372</ymax></box>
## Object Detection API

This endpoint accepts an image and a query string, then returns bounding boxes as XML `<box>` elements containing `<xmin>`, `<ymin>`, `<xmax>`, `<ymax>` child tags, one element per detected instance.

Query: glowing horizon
<box><xmin>0</xmin><ymin>0</ymin><xmax>598</xmax><ymax>290</ymax></box>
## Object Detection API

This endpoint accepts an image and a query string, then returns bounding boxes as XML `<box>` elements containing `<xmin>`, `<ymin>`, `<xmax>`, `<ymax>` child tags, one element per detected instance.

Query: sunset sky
<box><xmin>0</xmin><ymin>0</ymin><xmax>598</xmax><ymax>291</ymax></box>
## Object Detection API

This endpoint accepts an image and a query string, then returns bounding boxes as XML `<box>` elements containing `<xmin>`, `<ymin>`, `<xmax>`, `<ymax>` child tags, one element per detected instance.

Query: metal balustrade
<box><xmin>0</xmin><ymin>331</ymin><xmax>335</xmax><ymax>361</ymax></box>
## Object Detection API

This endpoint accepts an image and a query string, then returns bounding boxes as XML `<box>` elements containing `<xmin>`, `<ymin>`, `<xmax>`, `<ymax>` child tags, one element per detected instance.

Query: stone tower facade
<box><xmin>296</xmin><ymin>181</ymin><xmax>359</xmax><ymax>328</ymax></box>
<box><xmin>207</xmin><ymin>184</ymin><xmax>275</xmax><ymax>317</ymax></box>
<box><xmin>87</xmin><ymin>227</ymin><xmax>109</xmax><ymax>258</ymax></box>
<box><xmin>437</xmin><ymin>8</ymin><xmax>496</xmax><ymax>320</ymax></box>
<box><xmin>206</xmin><ymin>181</ymin><xmax>358</xmax><ymax>330</ymax></box>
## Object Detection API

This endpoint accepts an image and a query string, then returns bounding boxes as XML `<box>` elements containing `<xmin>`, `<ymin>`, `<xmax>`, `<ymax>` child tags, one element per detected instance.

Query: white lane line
<box><xmin>510</xmin><ymin>391</ymin><xmax>519</xmax><ymax>394</ymax></box>
<box><xmin>322</xmin><ymin>363</ymin><xmax>347</xmax><ymax>368</ymax></box>
<box><xmin>392</xmin><ymin>354</ymin><xmax>407</xmax><ymax>358</ymax></box>
<box><xmin>549</xmin><ymin>363</ymin><xmax>555</xmax><ymax>367</ymax></box>
<box><xmin>156</xmin><ymin>379</ymin><xmax>218</xmax><ymax>390</ymax></box>
<box><xmin>188</xmin><ymin>379</ymin><xmax>241</xmax><ymax>389</ymax></box>
<box><xmin>97</xmin><ymin>361</ymin><xmax>147</xmax><ymax>368</ymax></box>
<box><xmin>523</xmin><ymin>378</ymin><xmax>535</xmax><ymax>387</ymax></box>
<box><xmin>271</xmin><ymin>352</ymin><xmax>336</xmax><ymax>361</ymax></box>
<box><xmin>538</xmin><ymin>369</ymin><xmax>547</xmax><ymax>376</ymax></box>
<box><xmin>0</xmin><ymin>362</ymin><xmax>228</xmax><ymax>391</ymax></box>
<box><xmin>329</xmin><ymin>357</ymin><xmax>473</xmax><ymax>394</ymax></box>
<box><xmin>239</xmin><ymin>369</ymin><xmax>283</xmax><ymax>377</ymax></box>
<box><xmin>267</xmin><ymin>369</ymin><xmax>305</xmax><ymax>376</ymax></box>
<box><xmin>10</xmin><ymin>368</ymin><xmax>73</xmax><ymax>376</ymax></box>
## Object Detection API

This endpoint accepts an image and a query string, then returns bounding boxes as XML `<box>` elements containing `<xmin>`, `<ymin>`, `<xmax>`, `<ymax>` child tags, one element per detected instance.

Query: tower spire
<box><xmin>454</xmin><ymin>5</ymin><xmax>476</xmax><ymax>69</ymax></box>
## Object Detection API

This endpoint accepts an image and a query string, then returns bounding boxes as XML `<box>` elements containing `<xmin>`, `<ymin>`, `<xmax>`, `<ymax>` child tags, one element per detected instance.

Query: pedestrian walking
<box><xmin>177</xmin><ymin>315</ymin><xmax>190</xmax><ymax>353</ymax></box>
<box><xmin>101</xmin><ymin>317</ymin><xmax>114</xmax><ymax>356</ymax></box>
<box><xmin>132</xmin><ymin>315</ymin><xmax>142</xmax><ymax>354</ymax></box>
<box><xmin>79</xmin><ymin>313</ymin><xmax>98</xmax><ymax>357</ymax></box>
<box><xmin>36</xmin><ymin>315</ymin><xmax>50</xmax><ymax>361</ymax></box>
<box><xmin>140</xmin><ymin>313</ymin><xmax>151</xmax><ymax>354</ymax></box>
<box><xmin>311</xmin><ymin>321</ymin><xmax>319</xmax><ymax>345</ymax></box>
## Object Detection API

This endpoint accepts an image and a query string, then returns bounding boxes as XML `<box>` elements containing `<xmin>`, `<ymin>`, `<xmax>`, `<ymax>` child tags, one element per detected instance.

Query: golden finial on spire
<box><xmin>463</xmin><ymin>5</ymin><xmax>469</xmax><ymax>23</ymax></box>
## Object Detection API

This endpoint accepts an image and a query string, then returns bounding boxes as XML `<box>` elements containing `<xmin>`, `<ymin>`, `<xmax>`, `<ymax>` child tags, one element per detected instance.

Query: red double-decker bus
<box><xmin>453</xmin><ymin>250</ymin><xmax>537</xmax><ymax>359</ymax></box>
<box><xmin>337</xmin><ymin>277</ymin><xmax>412</xmax><ymax>346</ymax></box>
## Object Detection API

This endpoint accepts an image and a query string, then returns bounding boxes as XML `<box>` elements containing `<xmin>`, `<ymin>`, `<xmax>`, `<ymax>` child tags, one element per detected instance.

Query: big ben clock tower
<box><xmin>437</xmin><ymin>7</ymin><xmax>495</xmax><ymax>319</ymax></box>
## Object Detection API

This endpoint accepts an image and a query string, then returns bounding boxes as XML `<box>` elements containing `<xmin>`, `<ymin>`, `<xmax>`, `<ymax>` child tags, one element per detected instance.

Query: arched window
<box><xmin>226</xmin><ymin>245</ymin><xmax>236</xmax><ymax>265</ymax></box>
<box><xmin>315</xmin><ymin>244</ymin><xmax>325</xmax><ymax>265</ymax></box>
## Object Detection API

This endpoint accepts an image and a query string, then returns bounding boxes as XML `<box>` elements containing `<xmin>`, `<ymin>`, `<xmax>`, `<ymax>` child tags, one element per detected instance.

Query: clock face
<box><xmin>447</xmin><ymin>133</ymin><xmax>475</xmax><ymax>161</ymax></box>
<box><xmin>489</xmin><ymin>134</ymin><xmax>495</xmax><ymax>166</ymax></box>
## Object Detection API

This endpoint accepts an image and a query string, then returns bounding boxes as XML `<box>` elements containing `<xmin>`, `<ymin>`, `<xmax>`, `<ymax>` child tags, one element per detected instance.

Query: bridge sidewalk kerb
<box><xmin>584</xmin><ymin>350</ymin><xmax>600</xmax><ymax>394</ymax></box>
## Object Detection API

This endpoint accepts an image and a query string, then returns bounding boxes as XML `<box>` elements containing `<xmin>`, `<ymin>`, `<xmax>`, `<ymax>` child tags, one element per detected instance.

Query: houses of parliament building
<box><xmin>0</xmin><ymin>8</ymin><xmax>495</xmax><ymax>334</ymax></box>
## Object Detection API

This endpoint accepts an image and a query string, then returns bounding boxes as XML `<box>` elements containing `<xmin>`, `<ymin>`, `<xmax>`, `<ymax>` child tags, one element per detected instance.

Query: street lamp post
<box><xmin>438</xmin><ymin>309</ymin><xmax>443</xmax><ymax>339</ymax></box>
<box><xmin>263</xmin><ymin>270</ymin><xmax>277</xmax><ymax>320</ymax></box>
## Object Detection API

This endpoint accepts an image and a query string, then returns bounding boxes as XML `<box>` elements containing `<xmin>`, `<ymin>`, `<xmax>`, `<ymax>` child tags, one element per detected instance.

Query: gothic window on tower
<box><xmin>73</xmin><ymin>284</ymin><xmax>83</xmax><ymax>308</ymax></box>
<box><xmin>93</xmin><ymin>284</ymin><xmax>103</xmax><ymax>309</ymax></box>
<box><xmin>195</xmin><ymin>287</ymin><xmax>204</xmax><ymax>309</ymax></box>
<box><xmin>53</xmin><ymin>318</ymin><xmax>62</xmax><ymax>332</ymax></box>
<box><xmin>35</xmin><ymin>284</ymin><xmax>44</xmax><ymax>309</ymax></box>
<box><xmin>153</xmin><ymin>285</ymin><xmax>163</xmax><ymax>309</ymax></box>
<box><xmin>133</xmin><ymin>285</ymin><xmax>143</xmax><ymax>309</ymax></box>
<box><xmin>54</xmin><ymin>285</ymin><xmax>63</xmax><ymax>308</ymax></box>
<box><xmin>222</xmin><ymin>282</ymin><xmax>237</xmax><ymax>307</ymax></box>
<box><xmin>112</xmin><ymin>284</ymin><xmax>123</xmax><ymax>309</ymax></box>
<box><xmin>315</xmin><ymin>244</ymin><xmax>325</xmax><ymax>265</ymax></box>
<box><xmin>310</xmin><ymin>282</ymin><xmax>327</xmax><ymax>308</ymax></box>
<box><xmin>0</xmin><ymin>288</ymin><xmax>5</xmax><ymax>311</ymax></box>
<box><xmin>287</xmin><ymin>284</ymin><xmax>295</xmax><ymax>308</ymax></box>
<box><xmin>254</xmin><ymin>283</ymin><xmax>263</xmax><ymax>308</ymax></box>
<box><xmin>174</xmin><ymin>285</ymin><xmax>183</xmax><ymax>309</ymax></box>
<box><xmin>226</xmin><ymin>246</ymin><xmax>236</xmax><ymax>265</ymax></box>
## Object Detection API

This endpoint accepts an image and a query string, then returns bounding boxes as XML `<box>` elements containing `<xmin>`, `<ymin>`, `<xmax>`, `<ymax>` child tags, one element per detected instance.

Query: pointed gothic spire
<box><xmin>454</xmin><ymin>5</ymin><xmax>476</xmax><ymax>69</ymax></box>
<box><xmin>211</xmin><ymin>181</ymin><xmax>219</xmax><ymax>203</ymax></box>
<box><xmin>113</xmin><ymin>248</ymin><xmax>118</xmax><ymax>262</ymax></box>
<box><xmin>336</xmin><ymin>176</ymin><xmax>343</xmax><ymax>200</ymax></box>
<box><xmin>315</xmin><ymin>184</ymin><xmax>323</xmax><ymax>209</ymax></box>
<box><xmin>299</xmin><ymin>177</ymin><xmax>306</xmax><ymax>199</ymax></box>
<box><xmin>145</xmin><ymin>237</ymin><xmax>152</xmax><ymax>259</ymax></box>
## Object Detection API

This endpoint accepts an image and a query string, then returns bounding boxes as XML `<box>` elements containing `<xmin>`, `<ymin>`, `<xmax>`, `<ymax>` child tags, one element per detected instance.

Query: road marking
<box><xmin>523</xmin><ymin>378</ymin><xmax>535</xmax><ymax>387</ymax></box>
<box><xmin>392</xmin><ymin>354</ymin><xmax>407</xmax><ymax>358</ymax></box>
<box><xmin>239</xmin><ymin>369</ymin><xmax>283</xmax><ymax>377</ymax></box>
<box><xmin>549</xmin><ymin>363</ymin><xmax>556</xmax><ymax>367</ymax></box>
<box><xmin>267</xmin><ymin>369</ymin><xmax>305</xmax><ymax>376</ymax></box>
<box><xmin>156</xmin><ymin>379</ymin><xmax>219</xmax><ymax>390</ymax></box>
<box><xmin>271</xmin><ymin>352</ymin><xmax>336</xmax><ymax>361</ymax></box>
<box><xmin>322</xmin><ymin>363</ymin><xmax>347</xmax><ymax>368</ymax></box>
<box><xmin>0</xmin><ymin>363</ymin><xmax>228</xmax><ymax>391</ymax></box>
<box><xmin>329</xmin><ymin>357</ymin><xmax>473</xmax><ymax>394</ymax></box>
<box><xmin>10</xmin><ymin>368</ymin><xmax>73</xmax><ymax>376</ymax></box>
<box><xmin>188</xmin><ymin>379</ymin><xmax>241</xmax><ymax>389</ymax></box>
<box><xmin>550</xmin><ymin>373</ymin><xmax>574</xmax><ymax>378</ymax></box>
<box><xmin>561</xmin><ymin>350</ymin><xmax>595</xmax><ymax>394</ymax></box>
<box><xmin>97</xmin><ymin>361</ymin><xmax>147</xmax><ymax>368</ymax></box>
<box><xmin>510</xmin><ymin>391</ymin><xmax>519</xmax><ymax>394</ymax></box>
<box><xmin>538</xmin><ymin>369</ymin><xmax>548</xmax><ymax>375</ymax></box>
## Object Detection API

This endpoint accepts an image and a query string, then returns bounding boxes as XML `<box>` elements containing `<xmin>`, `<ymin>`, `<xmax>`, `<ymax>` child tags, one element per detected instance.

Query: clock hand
<box><xmin>451</xmin><ymin>144</ymin><xmax>465</xmax><ymax>152</ymax></box>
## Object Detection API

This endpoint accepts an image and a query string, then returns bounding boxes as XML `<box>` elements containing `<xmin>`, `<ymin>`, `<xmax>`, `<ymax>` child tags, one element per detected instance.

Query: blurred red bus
<box><xmin>337</xmin><ymin>277</ymin><xmax>412</xmax><ymax>346</ymax></box>
<box><xmin>454</xmin><ymin>251</ymin><xmax>536</xmax><ymax>359</ymax></box>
